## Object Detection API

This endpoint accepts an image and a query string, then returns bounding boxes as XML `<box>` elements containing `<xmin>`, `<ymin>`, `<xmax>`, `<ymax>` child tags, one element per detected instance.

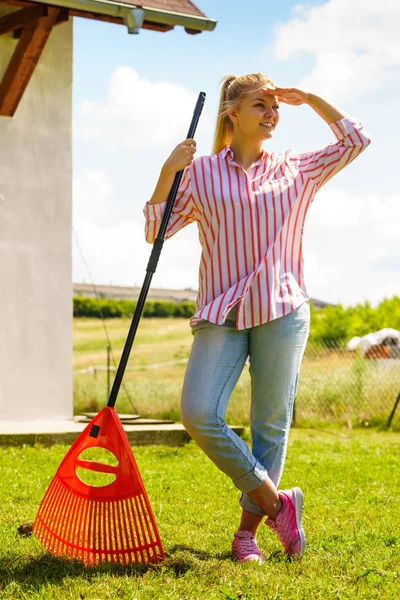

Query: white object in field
<box><xmin>346</xmin><ymin>328</ymin><xmax>400</xmax><ymax>353</ymax></box>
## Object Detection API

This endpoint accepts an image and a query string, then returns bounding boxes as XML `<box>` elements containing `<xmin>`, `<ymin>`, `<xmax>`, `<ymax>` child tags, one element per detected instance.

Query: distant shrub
<box><xmin>73</xmin><ymin>296</ymin><xmax>196</xmax><ymax>319</ymax></box>
<box><xmin>309</xmin><ymin>296</ymin><xmax>400</xmax><ymax>345</ymax></box>
<box><xmin>173</xmin><ymin>301</ymin><xmax>197</xmax><ymax>318</ymax></box>
<box><xmin>152</xmin><ymin>301</ymin><xmax>177</xmax><ymax>317</ymax></box>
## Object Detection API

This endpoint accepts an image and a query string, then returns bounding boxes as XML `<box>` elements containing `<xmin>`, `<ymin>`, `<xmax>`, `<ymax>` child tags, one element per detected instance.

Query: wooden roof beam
<box><xmin>0</xmin><ymin>7</ymin><xmax>60</xmax><ymax>116</ymax></box>
<box><xmin>13</xmin><ymin>8</ymin><xmax>69</xmax><ymax>38</ymax></box>
<box><xmin>0</xmin><ymin>5</ymin><xmax>48</xmax><ymax>35</ymax></box>
<box><xmin>0</xmin><ymin>0</ymin><xmax>33</xmax><ymax>8</ymax></box>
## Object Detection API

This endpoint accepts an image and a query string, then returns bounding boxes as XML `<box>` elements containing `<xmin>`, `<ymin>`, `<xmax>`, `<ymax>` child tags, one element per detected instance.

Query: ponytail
<box><xmin>212</xmin><ymin>75</ymin><xmax>236</xmax><ymax>155</ymax></box>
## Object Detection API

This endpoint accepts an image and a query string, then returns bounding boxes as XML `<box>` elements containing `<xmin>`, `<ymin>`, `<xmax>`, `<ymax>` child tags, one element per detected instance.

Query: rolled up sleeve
<box><xmin>288</xmin><ymin>117</ymin><xmax>371</xmax><ymax>190</ymax></box>
<box><xmin>143</xmin><ymin>165</ymin><xmax>195</xmax><ymax>243</ymax></box>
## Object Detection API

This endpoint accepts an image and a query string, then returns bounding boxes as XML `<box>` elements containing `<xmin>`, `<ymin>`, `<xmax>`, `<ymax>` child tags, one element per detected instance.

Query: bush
<box><xmin>309</xmin><ymin>296</ymin><xmax>400</xmax><ymax>345</ymax></box>
<box><xmin>73</xmin><ymin>296</ymin><xmax>196</xmax><ymax>319</ymax></box>
<box><xmin>173</xmin><ymin>301</ymin><xmax>196</xmax><ymax>318</ymax></box>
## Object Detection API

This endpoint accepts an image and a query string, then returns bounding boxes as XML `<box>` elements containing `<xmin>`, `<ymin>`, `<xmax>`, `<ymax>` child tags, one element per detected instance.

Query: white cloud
<box><xmin>368</xmin><ymin>247</ymin><xmax>386</xmax><ymax>262</ymax></box>
<box><xmin>74</xmin><ymin>66</ymin><xmax>213</xmax><ymax>152</ymax></box>
<box><xmin>272</xmin><ymin>0</ymin><xmax>400</xmax><ymax>100</ymax></box>
<box><xmin>72</xmin><ymin>169</ymin><xmax>201</xmax><ymax>289</ymax></box>
<box><xmin>73</xmin><ymin>217</ymin><xmax>201</xmax><ymax>290</ymax></box>
<box><xmin>303</xmin><ymin>187</ymin><xmax>400</xmax><ymax>305</ymax></box>
<box><xmin>73</xmin><ymin>170</ymin><xmax>112</xmax><ymax>221</ymax></box>
<box><xmin>73</xmin><ymin>219</ymin><xmax>147</xmax><ymax>285</ymax></box>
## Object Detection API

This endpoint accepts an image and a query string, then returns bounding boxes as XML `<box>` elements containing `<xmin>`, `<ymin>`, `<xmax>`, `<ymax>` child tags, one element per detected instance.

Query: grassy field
<box><xmin>0</xmin><ymin>431</ymin><xmax>399</xmax><ymax>599</ymax></box>
<box><xmin>73</xmin><ymin>318</ymin><xmax>400</xmax><ymax>429</ymax></box>
<box><xmin>73</xmin><ymin>317</ymin><xmax>193</xmax><ymax>422</ymax></box>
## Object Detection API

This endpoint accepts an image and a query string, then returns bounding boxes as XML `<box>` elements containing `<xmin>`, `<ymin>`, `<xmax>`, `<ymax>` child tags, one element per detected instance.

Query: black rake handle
<box><xmin>105</xmin><ymin>92</ymin><xmax>206</xmax><ymax>412</ymax></box>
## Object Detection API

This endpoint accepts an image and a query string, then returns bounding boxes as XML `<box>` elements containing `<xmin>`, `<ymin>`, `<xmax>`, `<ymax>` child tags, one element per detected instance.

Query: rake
<box><xmin>33</xmin><ymin>92</ymin><xmax>206</xmax><ymax>566</ymax></box>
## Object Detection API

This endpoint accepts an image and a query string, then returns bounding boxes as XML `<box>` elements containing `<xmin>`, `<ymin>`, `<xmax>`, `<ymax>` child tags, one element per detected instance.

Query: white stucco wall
<box><xmin>0</xmin><ymin>12</ymin><xmax>73</xmax><ymax>420</ymax></box>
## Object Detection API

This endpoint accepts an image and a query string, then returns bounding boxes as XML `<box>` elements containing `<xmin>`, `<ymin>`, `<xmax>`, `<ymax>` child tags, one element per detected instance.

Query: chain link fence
<box><xmin>294</xmin><ymin>341</ymin><xmax>400</xmax><ymax>428</ymax></box>
<box><xmin>73</xmin><ymin>337</ymin><xmax>400</xmax><ymax>429</ymax></box>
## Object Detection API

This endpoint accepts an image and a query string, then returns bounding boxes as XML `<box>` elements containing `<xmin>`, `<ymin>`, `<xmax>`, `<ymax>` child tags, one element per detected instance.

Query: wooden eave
<box><xmin>0</xmin><ymin>4</ymin><xmax>68</xmax><ymax>115</ymax></box>
<box><xmin>1</xmin><ymin>0</ymin><xmax>177</xmax><ymax>31</ymax></box>
<box><xmin>0</xmin><ymin>0</ymin><xmax>210</xmax><ymax>116</ymax></box>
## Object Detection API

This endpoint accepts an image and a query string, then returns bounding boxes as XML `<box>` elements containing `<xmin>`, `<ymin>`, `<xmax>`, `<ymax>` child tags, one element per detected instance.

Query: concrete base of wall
<box><xmin>0</xmin><ymin>419</ymin><xmax>245</xmax><ymax>447</ymax></box>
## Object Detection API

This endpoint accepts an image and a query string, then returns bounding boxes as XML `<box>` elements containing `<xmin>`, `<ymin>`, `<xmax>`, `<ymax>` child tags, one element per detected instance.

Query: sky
<box><xmin>72</xmin><ymin>0</ymin><xmax>399</xmax><ymax>307</ymax></box>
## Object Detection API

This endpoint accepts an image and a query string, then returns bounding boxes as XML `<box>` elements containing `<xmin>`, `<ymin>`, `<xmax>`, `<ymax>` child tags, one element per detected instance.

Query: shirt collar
<box><xmin>220</xmin><ymin>145</ymin><xmax>269</xmax><ymax>168</ymax></box>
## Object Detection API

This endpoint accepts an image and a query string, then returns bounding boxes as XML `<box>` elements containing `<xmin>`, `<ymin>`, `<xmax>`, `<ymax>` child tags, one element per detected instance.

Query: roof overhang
<box><xmin>0</xmin><ymin>0</ymin><xmax>216</xmax><ymax>116</ymax></box>
<box><xmin>52</xmin><ymin>0</ymin><xmax>217</xmax><ymax>34</ymax></box>
<box><xmin>0</xmin><ymin>0</ymin><xmax>217</xmax><ymax>34</ymax></box>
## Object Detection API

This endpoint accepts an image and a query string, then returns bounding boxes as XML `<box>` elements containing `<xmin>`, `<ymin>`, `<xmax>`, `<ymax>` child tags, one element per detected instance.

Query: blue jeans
<box><xmin>180</xmin><ymin>301</ymin><xmax>310</xmax><ymax>516</ymax></box>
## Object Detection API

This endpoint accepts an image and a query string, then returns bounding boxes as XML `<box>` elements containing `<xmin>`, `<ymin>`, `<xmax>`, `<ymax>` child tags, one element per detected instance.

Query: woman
<box><xmin>144</xmin><ymin>74</ymin><xmax>371</xmax><ymax>563</ymax></box>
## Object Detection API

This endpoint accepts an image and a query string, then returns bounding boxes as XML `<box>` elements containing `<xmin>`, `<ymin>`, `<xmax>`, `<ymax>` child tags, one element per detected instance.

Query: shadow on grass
<box><xmin>164</xmin><ymin>544</ymin><xmax>232</xmax><ymax>575</ymax></box>
<box><xmin>0</xmin><ymin>552</ymin><xmax>152</xmax><ymax>588</ymax></box>
<box><xmin>163</xmin><ymin>545</ymin><xmax>292</xmax><ymax>573</ymax></box>
<box><xmin>0</xmin><ymin>545</ymin><xmax>234</xmax><ymax>591</ymax></box>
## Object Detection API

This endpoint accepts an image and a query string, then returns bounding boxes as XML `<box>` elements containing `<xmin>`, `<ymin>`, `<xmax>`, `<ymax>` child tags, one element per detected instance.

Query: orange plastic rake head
<box><xmin>33</xmin><ymin>407</ymin><xmax>164</xmax><ymax>566</ymax></box>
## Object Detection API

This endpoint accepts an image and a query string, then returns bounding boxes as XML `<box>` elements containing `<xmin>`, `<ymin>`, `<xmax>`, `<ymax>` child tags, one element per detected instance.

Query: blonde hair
<box><xmin>212</xmin><ymin>73</ymin><xmax>276</xmax><ymax>155</ymax></box>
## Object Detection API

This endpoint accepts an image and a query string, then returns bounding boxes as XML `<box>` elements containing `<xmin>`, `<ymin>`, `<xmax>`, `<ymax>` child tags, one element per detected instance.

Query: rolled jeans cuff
<box><xmin>239</xmin><ymin>493</ymin><xmax>267</xmax><ymax>516</ymax></box>
<box><xmin>232</xmin><ymin>460</ymin><xmax>269</xmax><ymax>494</ymax></box>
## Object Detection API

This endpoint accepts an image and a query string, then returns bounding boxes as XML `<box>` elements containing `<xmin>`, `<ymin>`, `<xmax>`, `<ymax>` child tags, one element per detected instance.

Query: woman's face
<box><xmin>228</xmin><ymin>88</ymin><xmax>280</xmax><ymax>142</ymax></box>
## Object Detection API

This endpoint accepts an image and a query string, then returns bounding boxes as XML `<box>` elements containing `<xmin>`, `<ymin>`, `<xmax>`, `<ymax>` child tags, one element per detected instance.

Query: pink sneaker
<box><xmin>232</xmin><ymin>530</ymin><xmax>265</xmax><ymax>564</ymax></box>
<box><xmin>265</xmin><ymin>488</ymin><xmax>306</xmax><ymax>557</ymax></box>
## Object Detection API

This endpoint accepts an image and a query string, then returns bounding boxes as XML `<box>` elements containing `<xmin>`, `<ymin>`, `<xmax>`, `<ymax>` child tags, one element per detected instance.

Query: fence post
<box><xmin>387</xmin><ymin>391</ymin><xmax>400</xmax><ymax>429</ymax></box>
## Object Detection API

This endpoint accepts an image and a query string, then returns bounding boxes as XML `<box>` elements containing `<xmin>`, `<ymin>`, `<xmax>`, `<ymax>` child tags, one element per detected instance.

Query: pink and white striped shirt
<box><xmin>144</xmin><ymin>117</ymin><xmax>371</xmax><ymax>330</ymax></box>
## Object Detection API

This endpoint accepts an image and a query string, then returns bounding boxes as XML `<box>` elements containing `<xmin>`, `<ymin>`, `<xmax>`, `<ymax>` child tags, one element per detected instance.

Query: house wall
<box><xmin>0</xmin><ymin>12</ymin><xmax>73</xmax><ymax>420</ymax></box>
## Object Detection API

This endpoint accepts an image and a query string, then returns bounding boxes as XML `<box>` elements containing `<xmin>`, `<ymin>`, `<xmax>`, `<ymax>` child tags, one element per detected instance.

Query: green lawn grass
<box><xmin>1</xmin><ymin>430</ymin><xmax>399</xmax><ymax>599</ymax></box>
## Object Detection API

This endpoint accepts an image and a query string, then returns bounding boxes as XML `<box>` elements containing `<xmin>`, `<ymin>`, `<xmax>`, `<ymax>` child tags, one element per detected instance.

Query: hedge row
<box><xmin>74</xmin><ymin>295</ymin><xmax>400</xmax><ymax>345</ymax></box>
<box><xmin>73</xmin><ymin>296</ymin><xmax>196</xmax><ymax>319</ymax></box>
